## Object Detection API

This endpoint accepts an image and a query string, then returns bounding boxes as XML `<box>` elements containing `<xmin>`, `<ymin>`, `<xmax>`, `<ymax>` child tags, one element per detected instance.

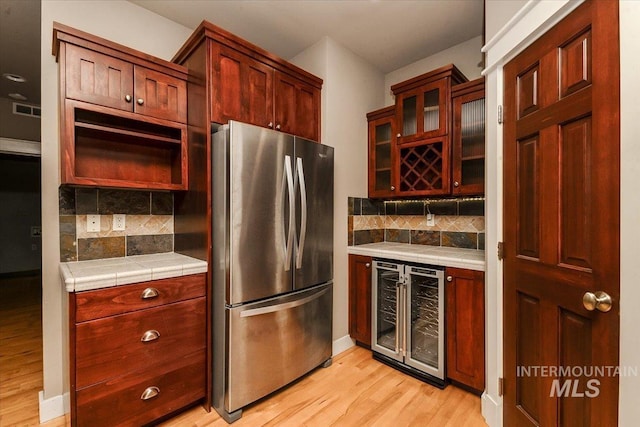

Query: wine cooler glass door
<box><xmin>405</xmin><ymin>265</ymin><xmax>445</xmax><ymax>379</ymax></box>
<box><xmin>372</xmin><ymin>261</ymin><xmax>403</xmax><ymax>362</ymax></box>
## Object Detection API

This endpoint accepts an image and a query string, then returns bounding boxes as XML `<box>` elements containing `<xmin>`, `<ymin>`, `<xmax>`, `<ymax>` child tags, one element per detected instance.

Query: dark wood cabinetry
<box><xmin>176</xmin><ymin>22</ymin><xmax>322</xmax><ymax>142</ymax></box>
<box><xmin>445</xmin><ymin>267</ymin><xmax>485</xmax><ymax>393</ymax></box>
<box><xmin>69</xmin><ymin>274</ymin><xmax>207</xmax><ymax>427</ymax></box>
<box><xmin>348</xmin><ymin>254</ymin><xmax>373</xmax><ymax>347</ymax></box>
<box><xmin>367</xmin><ymin>64</ymin><xmax>474</xmax><ymax>198</ymax></box>
<box><xmin>367</xmin><ymin>106</ymin><xmax>397</xmax><ymax>197</ymax></box>
<box><xmin>452</xmin><ymin>78</ymin><xmax>485</xmax><ymax>195</ymax></box>
<box><xmin>53</xmin><ymin>23</ymin><xmax>189</xmax><ymax>190</ymax></box>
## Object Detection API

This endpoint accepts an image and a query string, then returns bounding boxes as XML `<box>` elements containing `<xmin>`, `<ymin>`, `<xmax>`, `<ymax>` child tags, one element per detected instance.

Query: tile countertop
<box><xmin>347</xmin><ymin>242</ymin><xmax>485</xmax><ymax>271</ymax></box>
<box><xmin>60</xmin><ymin>252</ymin><xmax>208</xmax><ymax>292</ymax></box>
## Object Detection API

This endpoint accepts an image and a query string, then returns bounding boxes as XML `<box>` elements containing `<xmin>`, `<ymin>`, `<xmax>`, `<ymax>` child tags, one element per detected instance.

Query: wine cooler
<box><xmin>371</xmin><ymin>259</ymin><xmax>445</xmax><ymax>387</ymax></box>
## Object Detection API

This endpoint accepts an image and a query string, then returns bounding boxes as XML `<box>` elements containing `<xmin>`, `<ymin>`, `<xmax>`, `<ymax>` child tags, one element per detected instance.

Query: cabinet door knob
<box><xmin>141</xmin><ymin>287</ymin><xmax>159</xmax><ymax>299</ymax></box>
<box><xmin>365</xmin><ymin>263</ymin><xmax>371</xmax><ymax>268</ymax></box>
<box><xmin>140</xmin><ymin>386</ymin><xmax>160</xmax><ymax>401</ymax></box>
<box><xmin>141</xmin><ymin>329</ymin><xmax>160</xmax><ymax>342</ymax></box>
<box><xmin>137</xmin><ymin>98</ymin><xmax>144</xmax><ymax>106</ymax></box>
<box><xmin>124</xmin><ymin>94</ymin><xmax>132</xmax><ymax>102</ymax></box>
<box><xmin>275</xmin><ymin>124</ymin><xmax>281</xmax><ymax>130</ymax></box>
<box><xmin>390</xmin><ymin>186</ymin><xmax>396</xmax><ymax>191</ymax></box>
<box><xmin>396</xmin><ymin>133</ymin><xmax>401</xmax><ymax>138</ymax></box>
<box><xmin>447</xmin><ymin>276</ymin><xmax>453</xmax><ymax>282</ymax></box>
<box><xmin>268</xmin><ymin>122</ymin><xmax>274</xmax><ymax>128</ymax></box>
<box><xmin>453</xmin><ymin>181</ymin><xmax>460</xmax><ymax>187</ymax></box>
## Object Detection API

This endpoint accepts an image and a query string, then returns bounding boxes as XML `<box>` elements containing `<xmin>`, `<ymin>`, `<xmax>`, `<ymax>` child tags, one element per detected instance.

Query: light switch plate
<box><xmin>113</xmin><ymin>214</ymin><xmax>126</xmax><ymax>231</ymax></box>
<box><xmin>87</xmin><ymin>214</ymin><xmax>100</xmax><ymax>232</ymax></box>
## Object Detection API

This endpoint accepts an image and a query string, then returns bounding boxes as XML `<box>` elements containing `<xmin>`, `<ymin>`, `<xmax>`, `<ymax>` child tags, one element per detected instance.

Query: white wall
<box><xmin>383</xmin><ymin>36</ymin><xmax>483</xmax><ymax>105</ymax></box>
<box><xmin>618</xmin><ymin>1</ymin><xmax>640</xmax><ymax>424</ymax></box>
<box><xmin>40</xmin><ymin>1</ymin><xmax>191</xmax><ymax>420</ymax></box>
<box><xmin>291</xmin><ymin>37</ymin><xmax>385</xmax><ymax>353</ymax></box>
<box><xmin>485</xmin><ymin>0</ymin><xmax>529</xmax><ymax>41</ymax></box>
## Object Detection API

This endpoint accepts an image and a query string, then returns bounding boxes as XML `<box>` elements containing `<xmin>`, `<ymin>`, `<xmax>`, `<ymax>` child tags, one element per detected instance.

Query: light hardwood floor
<box><xmin>1</xmin><ymin>276</ymin><xmax>485</xmax><ymax>427</ymax></box>
<box><xmin>161</xmin><ymin>346</ymin><xmax>487</xmax><ymax>427</ymax></box>
<box><xmin>0</xmin><ymin>274</ymin><xmax>67</xmax><ymax>427</ymax></box>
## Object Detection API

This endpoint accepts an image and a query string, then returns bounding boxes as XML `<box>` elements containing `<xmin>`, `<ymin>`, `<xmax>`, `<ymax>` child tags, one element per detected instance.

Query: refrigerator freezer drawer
<box><xmin>226</xmin><ymin>283</ymin><xmax>332</xmax><ymax>412</ymax></box>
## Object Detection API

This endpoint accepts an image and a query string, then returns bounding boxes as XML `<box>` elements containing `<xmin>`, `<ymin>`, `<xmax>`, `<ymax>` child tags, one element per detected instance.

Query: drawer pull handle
<box><xmin>141</xmin><ymin>330</ymin><xmax>160</xmax><ymax>342</ymax></box>
<box><xmin>140</xmin><ymin>386</ymin><xmax>160</xmax><ymax>401</ymax></box>
<box><xmin>141</xmin><ymin>287</ymin><xmax>159</xmax><ymax>299</ymax></box>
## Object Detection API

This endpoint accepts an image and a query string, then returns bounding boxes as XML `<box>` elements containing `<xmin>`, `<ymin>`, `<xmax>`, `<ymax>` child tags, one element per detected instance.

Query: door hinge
<box><xmin>498</xmin><ymin>377</ymin><xmax>504</xmax><ymax>396</ymax></box>
<box><xmin>497</xmin><ymin>241</ymin><xmax>505</xmax><ymax>260</ymax></box>
<box><xmin>498</xmin><ymin>105</ymin><xmax>503</xmax><ymax>124</ymax></box>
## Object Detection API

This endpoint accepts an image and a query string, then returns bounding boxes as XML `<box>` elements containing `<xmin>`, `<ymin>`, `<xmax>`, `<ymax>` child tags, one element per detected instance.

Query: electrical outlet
<box><xmin>87</xmin><ymin>215</ymin><xmax>100</xmax><ymax>232</ymax></box>
<box><xmin>113</xmin><ymin>214</ymin><xmax>126</xmax><ymax>231</ymax></box>
<box><xmin>426</xmin><ymin>213</ymin><xmax>435</xmax><ymax>227</ymax></box>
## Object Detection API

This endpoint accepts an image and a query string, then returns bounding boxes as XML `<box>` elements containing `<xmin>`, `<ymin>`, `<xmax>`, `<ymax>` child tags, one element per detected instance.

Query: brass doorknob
<box><xmin>583</xmin><ymin>291</ymin><xmax>612</xmax><ymax>312</ymax></box>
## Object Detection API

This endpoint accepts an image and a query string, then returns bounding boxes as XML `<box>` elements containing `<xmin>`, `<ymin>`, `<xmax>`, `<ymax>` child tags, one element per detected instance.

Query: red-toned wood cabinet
<box><xmin>274</xmin><ymin>70</ymin><xmax>320</xmax><ymax>141</ymax></box>
<box><xmin>53</xmin><ymin>23</ymin><xmax>189</xmax><ymax>190</ymax></box>
<box><xmin>366</xmin><ymin>65</ymin><xmax>470</xmax><ymax>198</ymax></box>
<box><xmin>452</xmin><ymin>78</ymin><xmax>485</xmax><ymax>196</ymax></box>
<box><xmin>445</xmin><ymin>267</ymin><xmax>485</xmax><ymax>393</ymax></box>
<box><xmin>185</xmin><ymin>24</ymin><xmax>322</xmax><ymax>142</ymax></box>
<box><xmin>210</xmin><ymin>42</ymin><xmax>274</xmax><ymax>129</ymax></box>
<box><xmin>348</xmin><ymin>254</ymin><xmax>373</xmax><ymax>347</ymax></box>
<box><xmin>367</xmin><ymin>106</ymin><xmax>398</xmax><ymax>198</ymax></box>
<box><xmin>69</xmin><ymin>274</ymin><xmax>207</xmax><ymax>427</ymax></box>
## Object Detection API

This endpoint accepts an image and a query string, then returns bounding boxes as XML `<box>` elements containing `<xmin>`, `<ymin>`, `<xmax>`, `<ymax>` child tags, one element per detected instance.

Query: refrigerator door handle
<box><xmin>284</xmin><ymin>155</ymin><xmax>295</xmax><ymax>271</ymax></box>
<box><xmin>239</xmin><ymin>286</ymin><xmax>329</xmax><ymax>318</ymax></box>
<box><xmin>295</xmin><ymin>157</ymin><xmax>307</xmax><ymax>269</ymax></box>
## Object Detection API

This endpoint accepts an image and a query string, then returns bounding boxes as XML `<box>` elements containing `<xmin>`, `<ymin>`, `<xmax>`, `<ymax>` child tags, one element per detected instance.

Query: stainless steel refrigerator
<box><xmin>211</xmin><ymin>121</ymin><xmax>334</xmax><ymax>423</ymax></box>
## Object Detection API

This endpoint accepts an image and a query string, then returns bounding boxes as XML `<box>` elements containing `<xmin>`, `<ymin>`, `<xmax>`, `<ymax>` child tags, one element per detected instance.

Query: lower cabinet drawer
<box><xmin>76</xmin><ymin>350</ymin><xmax>205</xmax><ymax>427</ymax></box>
<box><xmin>76</xmin><ymin>297</ymin><xmax>205</xmax><ymax>389</ymax></box>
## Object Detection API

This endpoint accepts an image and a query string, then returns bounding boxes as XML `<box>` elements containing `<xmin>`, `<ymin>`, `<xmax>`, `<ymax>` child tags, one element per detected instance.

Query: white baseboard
<box><xmin>39</xmin><ymin>390</ymin><xmax>69</xmax><ymax>423</ymax></box>
<box><xmin>332</xmin><ymin>334</ymin><xmax>355</xmax><ymax>356</ymax></box>
<box><xmin>481</xmin><ymin>392</ymin><xmax>502</xmax><ymax>427</ymax></box>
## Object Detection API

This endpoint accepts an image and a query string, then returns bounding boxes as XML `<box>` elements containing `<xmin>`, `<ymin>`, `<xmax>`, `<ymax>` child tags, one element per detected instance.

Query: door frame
<box><xmin>483</xmin><ymin>1</ymin><xmax>640</xmax><ymax>425</ymax></box>
<box><xmin>480</xmin><ymin>1</ymin><xmax>613</xmax><ymax>425</ymax></box>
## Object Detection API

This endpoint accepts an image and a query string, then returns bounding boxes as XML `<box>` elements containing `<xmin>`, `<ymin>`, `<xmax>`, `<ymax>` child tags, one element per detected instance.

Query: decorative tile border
<box><xmin>59</xmin><ymin>187</ymin><xmax>174</xmax><ymax>262</ymax></box>
<box><xmin>348</xmin><ymin>196</ymin><xmax>485</xmax><ymax>250</ymax></box>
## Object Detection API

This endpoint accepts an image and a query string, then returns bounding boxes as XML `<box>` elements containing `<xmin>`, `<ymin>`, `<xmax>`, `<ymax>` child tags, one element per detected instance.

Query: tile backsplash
<box><xmin>59</xmin><ymin>187</ymin><xmax>174</xmax><ymax>262</ymax></box>
<box><xmin>348</xmin><ymin>197</ymin><xmax>485</xmax><ymax>250</ymax></box>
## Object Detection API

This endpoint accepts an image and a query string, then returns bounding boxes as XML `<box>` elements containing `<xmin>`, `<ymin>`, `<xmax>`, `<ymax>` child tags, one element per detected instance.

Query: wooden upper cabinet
<box><xmin>367</xmin><ymin>106</ymin><xmax>398</xmax><ymax>198</ymax></box>
<box><xmin>53</xmin><ymin>23</ymin><xmax>189</xmax><ymax>190</ymax></box>
<box><xmin>211</xmin><ymin>43</ymin><xmax>274</xmax><ymax>129</ymax></box>
<box><xmin>452</xmin><ymin>78</ymin><xmax>485</xmax><ymax>196</ymax></box>
<box><xmin>133</xmin><ymin>65</ymin><xmax>187</xmax><ymax>123</ymax></box>
<box><xmin>174</xmin><ymin>21</ymin><xmax>322</xmax><ymax>141</ymax></box>
<box><xmin>392</xmin><ymin>64</ymin><xmax>467</xmax><ymax>145</ymax></box>
<box><xmin>274</xmin><ymin>71</ymin><xmax>320</xmax><ymax>141</ymax></box>
<box><xmin>64</xmin><ymin>44</ymin><xmax>134</xmax><ymax>111</ymax></box>
<box><xmin>64</xmin><ymin>44</ymin><xmax>186</xmax><ymax>123</ymax></box>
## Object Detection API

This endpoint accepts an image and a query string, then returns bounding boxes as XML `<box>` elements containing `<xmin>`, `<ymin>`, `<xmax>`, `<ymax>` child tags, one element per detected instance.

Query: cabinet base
<box><xmin>372</xmin><ymin>352</ymin><xmax>447</xmax><ymax>389</ymax></box>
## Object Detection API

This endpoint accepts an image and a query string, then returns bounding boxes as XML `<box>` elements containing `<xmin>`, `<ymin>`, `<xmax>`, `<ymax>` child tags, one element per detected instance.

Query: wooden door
<box><xmin>348</xmin><ymin>255</ymin><xmax>372</xmax><ymax>347</ymax></box>
<box><xmin>446</xmin><ymin>267</ymin><xmax>485</xmax><ymax>393</ymax></box>
<box><xmin>133</xmin><ymin>66</ymin><xmax>187</xmax><ymax>123</ymax></box>
<box><xmin>503</xmin><ymin>1</ymin><xmax>619</xmax><ymax>426</ymax></box>
<box><xmin>64</xmin><ymin>43</ymin><xmax>133</xmax><ymax>111</ymax></box>
<box><xmin>210</xmin><ymin>43</ymin><xmax>274</xmax><ymax>128</ymax></box>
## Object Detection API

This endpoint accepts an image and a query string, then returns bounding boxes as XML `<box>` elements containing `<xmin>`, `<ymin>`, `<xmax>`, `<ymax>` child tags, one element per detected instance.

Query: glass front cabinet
<box><xmin>367</xmin><ymin>106</ymin><xmax>398</xmax><ymax>198</ymax></box>
<box><xmin>452</xmin><ymin>77</ymin><xmax>485</xmax><ymax>196</ymax></box>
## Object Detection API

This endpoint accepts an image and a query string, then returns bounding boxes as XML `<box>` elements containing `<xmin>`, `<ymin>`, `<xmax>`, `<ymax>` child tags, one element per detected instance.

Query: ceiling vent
<box><xmin>12</xmin><ymin>102</ymin><xmax>41</xmax><ymax>118</ymax></box>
